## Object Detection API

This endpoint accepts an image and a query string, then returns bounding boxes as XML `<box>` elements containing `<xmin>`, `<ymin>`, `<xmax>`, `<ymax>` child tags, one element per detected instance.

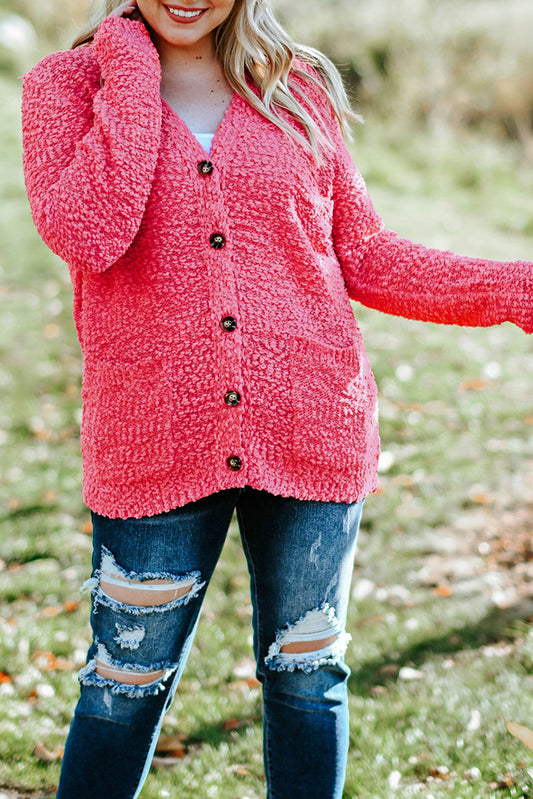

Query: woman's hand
<box><xmin>106</xmin><ymin>1</ymin><xmax>143</xmax><ymax>22</ymax></box>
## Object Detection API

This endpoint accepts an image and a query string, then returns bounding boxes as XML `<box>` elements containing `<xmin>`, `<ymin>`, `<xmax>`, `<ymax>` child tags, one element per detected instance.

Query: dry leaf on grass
<box><xmin>151</xmin><ymin>733</ymin><xmax>189</xmax><ymax>767</ymax></box>
<box><xmin>458</xmin><ymin>377</ymin><xmax>493</xmax><ymax>392</ymax></box>
<box><xmin>155</xmin><ymin>733</ymin><xmax>188</xmax><ymax>756</ymax></box>
<box><xmin>507</xmin><ymin>721</ymin><xmax>533</xmax><ymax>750</ymax></box>
<box><xmin>229</xmin><ymin>764</ymin><xmax>251</xmax><ymax>777</ymax></box>
<box><xmin>223</xmin><ymin>717</ymin><xmax>249</xmax><ymax>731</ymax></box>
<box><xmin>41</xmin><ymin>606</ymin><xmax>61</xmax><ymax>618</ymax></box>
<box><xmin>151</xmin><ymin>755</ymin><xmax>186</xmax><ymax>767</ymax></box>
<box><xmin>33</xmin><ymin>741</ymin><xmax>64</xmax><ymax>762</ymax></box>
<box><xmin>31</xmin><ymin>651</ymin><xmax>73</xmax><ymax>671</ymax></box>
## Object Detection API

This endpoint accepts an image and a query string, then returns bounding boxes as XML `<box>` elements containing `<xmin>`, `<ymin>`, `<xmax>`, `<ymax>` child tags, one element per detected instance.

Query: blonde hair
<box><xmin>72</xmin><ymin>0</ymin><xmax>361</xmax><ymax>162</ymax></box>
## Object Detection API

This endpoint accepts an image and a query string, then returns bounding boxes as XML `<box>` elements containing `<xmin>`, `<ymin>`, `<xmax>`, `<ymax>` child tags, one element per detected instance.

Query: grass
<box><xmin>1</xmin><ymin>69</ymin><xmax>533</xmax><ymax>798</ymax></box>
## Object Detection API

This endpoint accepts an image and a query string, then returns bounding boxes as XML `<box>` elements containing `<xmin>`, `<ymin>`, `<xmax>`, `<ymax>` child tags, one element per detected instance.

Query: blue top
<box><xmin>192</xmin><ymin>132</ymin><xmax>214</xmax><ymax>154</ymax></box>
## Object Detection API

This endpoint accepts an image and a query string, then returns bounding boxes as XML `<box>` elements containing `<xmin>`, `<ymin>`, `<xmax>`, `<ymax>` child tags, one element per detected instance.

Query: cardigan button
<box><xmin>198</xmin><ymin>160</ymin><xmax>214</xmax><ymax>176</ymax></box>
<box><xmin>210</xmin><ymin>233</ymin><xmax>226</xmax><ymax>249</ymax></box>
<box><xmin>224</xmin><ymin>390</ymin><xmax>241</xmax><ymax>406</ymax></box>
<box><xmin>227</xmin><ymin>455</ymin><xmax>242</xmax><ymax>471</ymax></box>
<box><xmin>221</xmin><ymin>316</ymin><xmax>237</xmax><ymax>332</ymax></box>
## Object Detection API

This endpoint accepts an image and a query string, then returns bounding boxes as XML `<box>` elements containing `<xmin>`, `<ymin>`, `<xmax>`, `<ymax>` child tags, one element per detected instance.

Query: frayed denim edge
<box><xmin>113</xmin><ymin>622</ymin><xmax>146</xmax><ymax>650</ymax></box>
<box><xmin>81</xmin><ymin>575</ymin><xmax>206</xmax><ymax>615</ymax></box>
<box><xmin>77</xmin><ymin>662</ymin><xmax>174</xmax><ymax>698</ymax></box>
<box><xmin>264</xmin><ymin>601</ymin><xmax>351</xmax><ymax>674</ymax></box>
<box><xmin>99</xmin><ymin>544</ymin><xmax>196</xmax><ymax>584</ymax></box>
<box><xmin>77</xmin><ymin>640</ymin><xmax>179</xmax><ymax>698</ymax></box>
<box><xmin>264</xmin><ymin>631</ymin><xmax>352</xmax><ymax>674</ymax></box>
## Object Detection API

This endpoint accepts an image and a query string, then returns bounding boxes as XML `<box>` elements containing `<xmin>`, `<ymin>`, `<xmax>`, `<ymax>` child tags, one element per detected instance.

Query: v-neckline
<box><xmin>161</xmin><ymin>90</ymin><xmax>240</xmax><ymax>157</ymax></box>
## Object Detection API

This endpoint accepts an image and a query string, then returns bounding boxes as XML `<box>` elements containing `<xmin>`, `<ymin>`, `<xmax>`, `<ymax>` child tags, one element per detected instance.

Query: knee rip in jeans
<box><xmin>78</xmin><ymin>641</ymin><xmax>179</xmax><ymax>698</ymax></box>
<box><xmin>264</xmin><ymin>602</ymin><xmax>351</xmax><ymax>674</ymax></box>
<box><xmin>77</xmin><ymin>545</ymin><xmax>206</xmax><ymax>697</ymax></box>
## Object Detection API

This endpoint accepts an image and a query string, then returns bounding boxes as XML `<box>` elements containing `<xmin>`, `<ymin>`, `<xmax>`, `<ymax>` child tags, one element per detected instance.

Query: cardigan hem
<box><xmin>82</xmin><ymin>468</ymin><xmax>379</xmax><ymax>519</ymax></box>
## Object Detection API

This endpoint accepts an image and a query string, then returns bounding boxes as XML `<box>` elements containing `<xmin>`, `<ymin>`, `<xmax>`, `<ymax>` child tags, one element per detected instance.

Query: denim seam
<box><xmin>131</xmin><ymin>667</ymin><xmax>183</xmax><ymax>799</ymax></box>
<box><xmin>236</xmin><ymin>502</ymin><xmax>274</xmax><ymax>792</ymax></box>
<box><xmin>263</xmin><ymin>690</ymin><xmax>345</xmax><ymax>714</ymax></box>
<box><xmin>72</xmin><ymin>712</ymin><xmax>131</xmax><ymax>728</ymax></box>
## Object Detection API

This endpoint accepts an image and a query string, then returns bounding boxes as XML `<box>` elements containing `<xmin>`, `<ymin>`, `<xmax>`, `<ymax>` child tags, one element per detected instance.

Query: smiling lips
<box><xmin>163</xmin><ymin>4</ymin><xmax>208</xmax><ymax>23</ymax></box>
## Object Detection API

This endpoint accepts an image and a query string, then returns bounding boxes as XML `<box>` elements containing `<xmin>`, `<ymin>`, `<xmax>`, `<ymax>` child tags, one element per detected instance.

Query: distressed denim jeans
<box><xmin>56</xmin><ymin>487</ymin><xmax>364</xmax><ymax>799</ymax></box>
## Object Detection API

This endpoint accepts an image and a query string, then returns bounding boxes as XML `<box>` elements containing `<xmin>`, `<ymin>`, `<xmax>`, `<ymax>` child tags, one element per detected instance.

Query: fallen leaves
<box><xmin>467</xmin><ymin>485</ymin><xmax>493</xmax><ymax>505</ymax></box>
<box><xmin>28</xmin><ymin>684</ymin><xmax>55</xmax><ymax>700</ymax></box>
<box><xmin>229</xmin><ymin>764</ymin><xmax>251</xmax><ymax>777</ymax></box>
<box><xmin>33</xmin><ymin>740</ymin><xmax>63</xmax><ymax>763</ymax></box>
<box><xmin>351</xmin><ymin>579</ymin><xmax>414</xmax><ymax>607</ymax></box>
<box><xmin>410</xmin><ymin>502</ymin><xmax>533</xmax><ymax>609</ymax></box>
<box><xmin>41</xmin><ymin>600</ymin><xmax>80</xmax><ymax>618</ymax></box>
<box><xmin>43</xmin><ymin>323</ymin><xmax>60</xmax><ymax>340</ymax></box>
<box><xmin>151</xmin><ymin>713</ymin><xmax>257</xmax><ymax>769</ymax></box>
<box><xmin>488</xmin><ymin>772</ymin><xmax>518</xmax><ymax>790</ymax></box>
<box><xmin>40</xmin><ymin>605</ymin><xmax>61</xmax><ymax>618</ymax></box>
<box><xmin>433</xmin><ymin>584</ymin><xmax>453</xmax><ymax>597</ymax></box>
<box><xmin>30</xmin><ymin>651</ymin><xmax>73</xmax><ymax>671</ymax></box>
<box><xmin>230</xmin><ymin>657</ymin><xmax>261</xmax><ymax>689</ymax></box>
<box><xmin>223</xmin><ymin>717</ymin><xmax>249</xmax><ymax>731</ymax></box>
<box><xmin>152</xmin><ymin>733</ymin><xmax>189</xmax><ymax>766</ymax></box>
<box><xmin>507</xmin><ymin>721</ymin><xmax>533</xmax><ymax>751</ymax></box>
<box><xmin>428</xmin><ymin>765</ymin><xmax>451</xmax><ymax>780</ymax></box>
<box><xmin>458</xmin><ymin>377</ymin><xmax>494</xmax><ymax>392</ymax></box>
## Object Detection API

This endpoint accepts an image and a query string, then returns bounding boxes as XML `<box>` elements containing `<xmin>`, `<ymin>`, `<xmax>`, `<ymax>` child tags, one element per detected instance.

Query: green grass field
<box><xmin>1</xmin><ymin>71</ymin><xmax>533</xmax><ymax>798</ymax></box>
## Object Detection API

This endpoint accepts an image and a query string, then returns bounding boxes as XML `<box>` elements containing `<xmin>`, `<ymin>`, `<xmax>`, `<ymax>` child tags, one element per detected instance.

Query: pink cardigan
<box><xmin>21</xmin><ymin>16</ymin><xmax>532</xmax><ymax>519</ymax></box>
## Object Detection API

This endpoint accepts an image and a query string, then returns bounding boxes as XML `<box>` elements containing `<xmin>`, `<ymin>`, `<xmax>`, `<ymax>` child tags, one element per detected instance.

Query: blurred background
<box><xmin>2</xmin><ymin>0</ymin><xmax>533</xmax><ymax>153</ymax></box>
<box><xmin>1</xmin><ymin>2</ymin><xmax>533</xmax><ymax>797</ymax></box>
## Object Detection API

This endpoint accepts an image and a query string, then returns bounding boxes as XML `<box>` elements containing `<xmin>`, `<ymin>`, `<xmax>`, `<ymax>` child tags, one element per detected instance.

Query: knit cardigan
<box><xmin>21</xmin><ymin>16</ymin><xmax>533</xmax><ymax>519</ymax></box>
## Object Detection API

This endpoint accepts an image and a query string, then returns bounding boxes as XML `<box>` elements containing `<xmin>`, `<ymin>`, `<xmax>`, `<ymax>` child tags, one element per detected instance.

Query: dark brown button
<box><xmin>198</xmin><ymin>160</ymin><xmax>214</xmax><ymax>176</ymax></box>
<box><xmin>210</xmin><ymin>233</ymin><xmax>225</xmax><ymax>249</ymax></box>
<box><xmin>227</xmin><ymin>455</ymin><xmax>242</xmax><ymax>471</ymax></box>
<box><xmin>221</xmin><ymin>316</ymin><xmax>237</xmax><ymax>332</ymax></box>
<box><xmin>224</xmin><ymin>390</ymin><xmax>241</xmax><ymax>406</ymax></box>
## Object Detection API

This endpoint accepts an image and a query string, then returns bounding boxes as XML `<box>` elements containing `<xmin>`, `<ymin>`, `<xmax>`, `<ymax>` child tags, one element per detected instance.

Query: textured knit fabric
<box><xmin>21</xmin><ymin>16</ymin><xmax>533</xmax><ymax>519</ymax></box>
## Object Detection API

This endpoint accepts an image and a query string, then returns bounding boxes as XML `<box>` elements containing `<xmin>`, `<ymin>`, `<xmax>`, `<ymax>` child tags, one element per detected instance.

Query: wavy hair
<box><xmin>72</xmin><ymin>0</ymin><xmax>361</xmax><ymax>162</ymax></box>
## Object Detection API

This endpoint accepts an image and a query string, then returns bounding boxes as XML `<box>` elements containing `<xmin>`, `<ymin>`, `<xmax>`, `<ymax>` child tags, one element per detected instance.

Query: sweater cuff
<box><xmin>507</xmin><ymin>262</ymin><xmax>533</xmax><ymax>333</ymax></box>
<box><xmin>509</xmin><ymin>296</ymin><xmax>533</xmax><ymax>333</ymax></box>
<box><xmin>92</xmin><ymin>15</ymin><xmax>161</xmax><ymax>82</ymax></box>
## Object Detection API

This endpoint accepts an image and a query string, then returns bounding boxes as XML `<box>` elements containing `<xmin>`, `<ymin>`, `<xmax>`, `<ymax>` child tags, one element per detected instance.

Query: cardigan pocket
<box><xmin>80</xmin><ymin>357</ymin><xmax>174</xmax><ymax>484</ymax></box>
<box><xmin>290</xmin><ymin>339</ymin><xmax>378</xmax><ymax>470</ymax></box>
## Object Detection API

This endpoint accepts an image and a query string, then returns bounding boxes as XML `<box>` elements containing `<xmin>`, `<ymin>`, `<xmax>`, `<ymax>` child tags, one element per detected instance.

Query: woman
<box><xmin>21</xmin><ymin>1</ymin><xmax>532</xmax><ymax>797</ymax></box>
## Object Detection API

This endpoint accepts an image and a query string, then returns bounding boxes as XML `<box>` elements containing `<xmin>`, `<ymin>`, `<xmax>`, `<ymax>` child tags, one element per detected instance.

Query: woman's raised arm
<box><xmin>331</xmin><ymin>137</ymin><xmax>533</xmax><ymax>334</ymax></box>
<box><xmin>21</xmin><ymin>15</ymin><xmax>162</xmax><ymax>273</ymax></box>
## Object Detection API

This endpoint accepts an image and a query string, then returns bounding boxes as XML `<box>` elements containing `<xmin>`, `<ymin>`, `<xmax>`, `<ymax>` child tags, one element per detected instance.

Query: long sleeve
<box><xmin>331</xmin><ymin>134</ymin><xmax>533</xmax><ymax>334</ymax></box>
<box><xmin>21</xmin><ymin>16</ymin><xmax>162</xmax><ymax>273</ymax></box>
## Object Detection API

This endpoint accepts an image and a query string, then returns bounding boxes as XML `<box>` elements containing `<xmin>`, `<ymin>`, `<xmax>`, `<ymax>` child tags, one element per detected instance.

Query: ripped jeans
<box><xmin>56</xmin><ymin>487</ymin><xmax>364</xmax><ymax>799</ymax></box>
